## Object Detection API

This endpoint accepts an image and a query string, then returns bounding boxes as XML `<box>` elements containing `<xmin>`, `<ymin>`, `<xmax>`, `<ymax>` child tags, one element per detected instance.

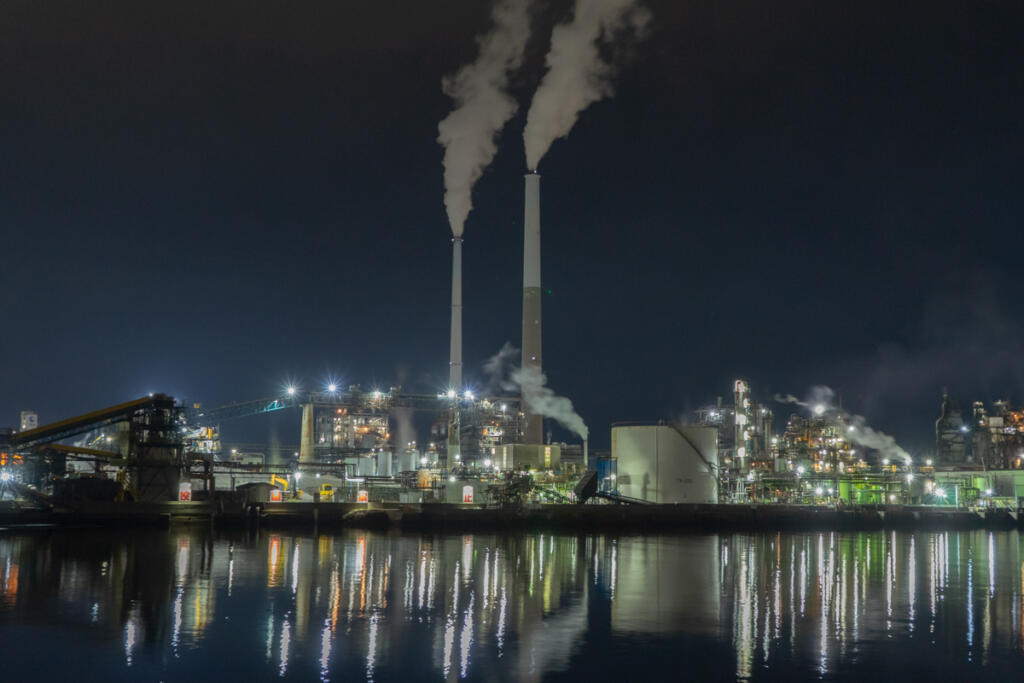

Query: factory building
<box><xmin>695</xmin><ymin>380</ymin><xmax>773</xmax><ymax>477</ymax></box>
<box><xmin>612</xmin><ymin>423</ymin><xmax>718</xmax><ymax>504</ymax></box>
<box><xmin>776</xmin><ymin>412</ymin><xmax>859</xmax><ymax>474</ymax></box>
<box><xmin>935</xmin><ymin>390</ymin><xmax>969</xmax><ymax>463</ymax></box>
<box><xmin>432</xmin><ymin>397</ymin><xmax>524</xmax><ymax>466</ymax></box>
<box><xmin>495</xmin><ymin>443</ymin><xmax>561</xmax><ymax>471</ymax></box>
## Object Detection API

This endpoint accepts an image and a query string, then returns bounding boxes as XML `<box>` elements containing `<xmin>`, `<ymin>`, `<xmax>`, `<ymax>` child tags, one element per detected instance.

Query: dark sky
<box><xmin>2</xmin><ymin>0</ymin><xmax>1022</xmax><ymax>453</ymax></box>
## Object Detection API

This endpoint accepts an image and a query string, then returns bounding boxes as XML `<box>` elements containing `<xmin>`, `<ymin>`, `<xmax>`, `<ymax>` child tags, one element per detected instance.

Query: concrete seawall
<box><xmin>1</xmin><ymin>501</ymin><xmax>1020</xmax><ymax>532</ymax></box>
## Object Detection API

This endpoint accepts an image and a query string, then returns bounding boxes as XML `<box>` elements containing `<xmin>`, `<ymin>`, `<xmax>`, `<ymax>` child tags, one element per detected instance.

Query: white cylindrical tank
<box><xmin>611</xmin><ymin>424</ymin><xmax>718</xmax><ymax>503</ymax></box>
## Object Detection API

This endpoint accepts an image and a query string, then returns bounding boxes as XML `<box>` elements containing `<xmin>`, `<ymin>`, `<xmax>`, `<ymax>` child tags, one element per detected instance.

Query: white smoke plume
<box><xmin>774</xmin><ymin>386</ymin><xmax>911</xmax><ymax>464</ymax></box>
<box><xmin>438</xmin><ymin>0</ymin><xmax>534</xmax><ymax>237</ymax></box>
<box><xmin>523</xmin><ymin>0</ymin><xmax>650</xmax><ymax>170</ymax></box>
<box><xmin>484</xmin><ymin>343</ymin><xmax>589</xmax><ymax>439</ymax></box>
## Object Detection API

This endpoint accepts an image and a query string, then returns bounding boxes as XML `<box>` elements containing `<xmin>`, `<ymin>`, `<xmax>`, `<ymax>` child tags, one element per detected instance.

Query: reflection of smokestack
<box><xmin>522</xmin><ymin>172</ymin><xmax>542</xmax><ymax>443</ymax></box>
<box><xmin>449</xmin><ymin>236</ymin><xmax>463</xmax><ymax>390</ymax></box>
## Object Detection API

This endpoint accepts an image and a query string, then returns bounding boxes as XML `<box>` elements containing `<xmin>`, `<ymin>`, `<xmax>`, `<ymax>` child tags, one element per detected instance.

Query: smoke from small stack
<box><xmin>774</xmin><ymin>386</ymin><xmax>911</xmax><ymax>464</ymax></box>
<box><xmin>438</xmin><ymin>0</ymin><xmax>534</xmax><ymax>237</ymax></box>
<box><xmin>485</xmin><ymin>343</ymin><xmax>589</xmax><ymax>440</ymax></box>
<box><xmin>523</xmin><ymin>0</ymin><xmax>650</xmax><ymax>170</ymax></box>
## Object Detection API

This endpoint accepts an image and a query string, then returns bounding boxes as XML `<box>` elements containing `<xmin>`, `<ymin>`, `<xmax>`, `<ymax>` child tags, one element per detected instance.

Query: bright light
<box><xmin>906</xmin><ymin>473</ymin><xmax>914</xmax><ymax>482</ymax></box>
<box><xmin>372</xmin><ymin>390</ymin><xmax>382</xmax><ymax>400</ymax></box>
<box><xmin>813</xmin><ymin>404</ymin><xmax>826</xmax><ymax>416</ymax></box>
<box><xmin>287</xmin><ymin>386</ymin><xmax>297</xmax><ymax>396</ymax></box>
<box><xmin>446</xmin><ymin>389</ymin><xmax>456</xmax><ymax>400</ymax></box>
<box><xmin>483</xmin><ymin>459</ymin><xmax>491</xmax><ymax>467</ymax></box>
<box><xmin>0</xmin><ymin>471</ymin><xmax>12</xmax><ymax>482</ymax></box>
<box><xmin>315</xmin><ymin>473</ymin><xmax>321</xmax><ymax>478</ymax></box>
<box><xmin>985</xmin><ymin>488</ymin><xmax>993</xmax><ymax>496</ymax></box>
<box><xmin>815</xmin><ymin>487</ymin><xmax>823</xmax><ymax>496</ymax></box>
<box><xmin>926</xmin><ymin>458</ymin><xmax>933</xmax><ymax>466</ymax></box>
<box><xmin>449</xmin><ymin>476</ymin><xmax>456</xmax><ymax>483</ymax></box>
<box><xmin>847</xmin><ymin>425</ymin><xmax>855</xmax><ymax>433</ymax></box>
<box><xmin>327</xmin><ymin>383</ymin><xmax>337</xmax><ymax>393</ymax></box>
<box><xmin>889</xmin><ymin>494</ymin><xmax>896</xmax><ymax>502</ymax></box>
<box><xmin>882</xmin><ymin>458</ymin><xmax>890</xmax><ymax>466</ymax></box>
<box><xmin>796</xmin><ymin>466</ymin><xmax>805</xmax><ymax>475</ymax></box>
<box><xmin>935</xmin><ymin>487</ymin><xmax>946</xmax><ymax>498</ymax></box>
<box><xmin>827</xmin><ymin>488</ymin><xmax>833</xmax><ymax>494</ymax></box>
<box><xmin>960</xmin><ymin>425</ymin><xmax>969</xmax><ymax>433</ymax></box>
<box><xmin>420</xmin><ymin>457</ymin><xmax>428</xmax><ymax>466</ymax></box>
<box><xmin>464</xmin><ymin>390</ymin><xmax>474</xmax><ymax>400</ymax></box>
<box><xmin>294</xmin><ymin>472</ymin><xmax>302</xmax><ymax>482</ymax></box>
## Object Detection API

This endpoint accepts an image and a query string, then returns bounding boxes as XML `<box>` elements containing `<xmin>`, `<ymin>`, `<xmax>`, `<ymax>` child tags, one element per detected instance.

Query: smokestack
<box><xmin>522</xmin><ymin>172</ymin><xmax>543</xmax><ymax>444</ymax></box>
<box><xmin>449</xmin><ymin>236</ymin><xmax>463</xmax><ymax>390</ymax></box>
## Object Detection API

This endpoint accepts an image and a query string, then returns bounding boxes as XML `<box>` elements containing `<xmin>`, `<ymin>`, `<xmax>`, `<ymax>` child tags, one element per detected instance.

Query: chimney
<box><xmin>522</xmin><ymin>172</ymin><xmax>542</xmax><ymax>444</ymax></box>
<box><xmin>449</xmin><ymin>236</ymin><xmax>463</xmax><ymax>390</ymax></box>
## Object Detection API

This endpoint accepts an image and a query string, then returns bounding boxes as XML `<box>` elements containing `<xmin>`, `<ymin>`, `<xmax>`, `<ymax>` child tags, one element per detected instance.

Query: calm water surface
<box><xmin>1</xmin><ymin>527</ymin><xmax>1024</xmax><ymax>680</ymax></box>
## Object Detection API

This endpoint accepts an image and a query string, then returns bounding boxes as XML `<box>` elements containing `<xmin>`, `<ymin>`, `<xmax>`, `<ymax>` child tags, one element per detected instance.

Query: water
<box><xmin>1</xmin><ymin>528</ymin><xmax>1023</xmax><ymax>680</ymax></box>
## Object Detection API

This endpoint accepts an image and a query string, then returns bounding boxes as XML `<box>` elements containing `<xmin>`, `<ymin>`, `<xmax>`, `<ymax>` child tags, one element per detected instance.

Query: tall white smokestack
<box><xmin>449</xmin><ymin>236</ymin><xmax>463</xmax><ymax>390</ymax></box>
<box><xmin>522</xmin><ymin>172</ymin><xmax>543</xmax><ymax>444</ymax></box>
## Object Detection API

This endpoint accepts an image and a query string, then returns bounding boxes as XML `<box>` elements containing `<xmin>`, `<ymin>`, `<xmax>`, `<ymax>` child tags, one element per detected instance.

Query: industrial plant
<box><xmin>1</xmin><ymin>162</ymin><xmax>1023</xmax><ymax>521</ymax></box>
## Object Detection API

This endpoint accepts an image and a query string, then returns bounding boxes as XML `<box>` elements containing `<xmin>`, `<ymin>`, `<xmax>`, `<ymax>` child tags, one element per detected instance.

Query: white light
<box><xmin>906</xmin><ymin>474</ymin><xmax>914</xmax><ymax>482</ymax></box>
<box><xmin>483</xmin><ymin>459</ymin><xmax>491</xmax><ymax>467</ymax></box>
<box><xmin>464</xmin><ymin>390</ymin><xmax>474</xmax><ymax>400</ymax></box>
<box><xmin>315</xmin><ymin>473</ymin><xmax>321</xmax><ymax>478</ymax></box>
<box><xmin>985</xmin><ymin>489</ymin><xmax>993</xmax><ymax>496</ymax></box>
<box><xmin>287</xmin><ymin>386</ymin><xmax>297</xmax><ymax>396</ymax></box>
<box><xmin>827</xmin><ymin>488</ymin><xmax>833</xmax><ymax>494</ymax></box>
<box><xmin>328</xmin><ymin>383</ymin><xmax>337</xmax><ymax>393</ymax></box>
<box><xmin>889</xmin><ymin>494</ymin><xmax>896</xmax><ymax>502</ymax></box>
<box><xmin>935</xmin><ymin>487</ymin><xmax>946</xmax><ymax>498</ymax></box>
<box><xmin>815</xmin><ymin>487</ymin><xmax>823</xmax><ymax>496</ymax></box>
<box><xmin>847</xmin><ymin>425</ymin><xmax>855</xmax><ymax>433</ymax></box>
<box><xmin>926</xmin><ymin>459</ymin><xmax>933</xmax><ymax>466</ymax></box>
<box><xmin>373</xmin><ymin>390</ymin><xmax>382</xmax><ymax>399</ymax></box>
<box><xmin>796</xmin><ymin>466</ymin><xmax>805</xmax><ymax>475</ymax></box>
<box><xmin>813</xmin><ymin>404</ymin><xmax>825</xmax><ymax>416</ymax></box>
<box><xmin>420</xmin><ymin>457</ymin><xmax>428</xmax><ymax>466</ymax></box>
<box><xmin>446</xmin><ymin>389</ymin><xmax>456</xmax><ymax>399</ymax></box>
<box><xmin>294</xmin><ymin>473</ymin><xmax>302</xmax><ymax>482</ymax></box>
<box><xmin>960</xmin><ymin>425</ymin><xmax>969</xmax><ymax>433</ymax></box>
<box><xmin>449</xmin><ymin>476</ymin><xmax>456</xmax><ymax>483</ymax></box>
<box><xmin>882</xmin><ymin>458</ymin><xmax>889</xmax><ymax>466</ymax></box>
<box><xmin>0</xmin><ymin>471</ymin><xmax>12</xmax><ymax>482</ymax></box>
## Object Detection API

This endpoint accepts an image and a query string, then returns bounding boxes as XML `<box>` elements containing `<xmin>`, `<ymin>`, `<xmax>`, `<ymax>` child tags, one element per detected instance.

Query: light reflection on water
<box><xmin>1</xmin><ymin>529</ymin><xmax>1024</xmax><ymax>679</ymax></box>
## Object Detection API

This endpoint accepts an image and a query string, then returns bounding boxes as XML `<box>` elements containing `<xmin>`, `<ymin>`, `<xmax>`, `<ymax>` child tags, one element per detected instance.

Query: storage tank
<box><xmin>612</xmin><ymin>423</ymin><xmax>718</xmax><ymax>503</ymax></box>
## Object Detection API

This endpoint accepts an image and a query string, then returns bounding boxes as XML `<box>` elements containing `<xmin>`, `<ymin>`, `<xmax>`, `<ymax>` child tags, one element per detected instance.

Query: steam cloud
<box><xmin>438</xmin><ymin>0</ymin><xmax>534</xmax><ymax>237</ymax></box>
<box><xmin>523</xmin><ymin>0</ymin><xmax>650</xmax><ymax>170</ymax></box>
<box><xmin>774</xmin><ymin>385</ymin><xmax>911</xmax><ymax>464</ymax></box>
<box><xmin>484</xmin><ymin>343</ymin><xmax>589</xmax><ymax>439</ymax></box>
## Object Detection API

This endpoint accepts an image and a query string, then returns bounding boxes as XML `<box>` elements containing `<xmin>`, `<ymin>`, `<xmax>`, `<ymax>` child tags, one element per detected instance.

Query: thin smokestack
<box><xmin>522</xmin><ymin>172</ymin><xmax>543</xmax><ymax>443</ymax></box>
<box><xmin>449</xmin><ymin>236</ymin><xmax>463</xmax><ymax>389</ymax></box>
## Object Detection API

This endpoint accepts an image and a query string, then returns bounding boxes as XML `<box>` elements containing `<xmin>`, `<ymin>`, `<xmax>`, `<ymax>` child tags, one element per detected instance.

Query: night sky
<box><xmin>2</xmin><ymin>1</ymin><xmax>1022</xmax><ymax>453</ymax></box>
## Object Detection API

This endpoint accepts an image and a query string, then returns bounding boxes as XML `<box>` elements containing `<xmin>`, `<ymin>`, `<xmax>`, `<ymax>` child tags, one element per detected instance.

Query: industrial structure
<box><xmin>612</xmin><ymin>423</ymin><xmax>718</xmax><ymax>503</ymax></box>
<box><xmin>520</xmin><ymin>171</ymin><xmax>543</xmax><ymax>445</ymax></box>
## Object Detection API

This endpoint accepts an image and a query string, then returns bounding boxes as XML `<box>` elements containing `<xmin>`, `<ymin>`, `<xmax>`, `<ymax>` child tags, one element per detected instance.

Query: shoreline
<box><xmin>1</xmin><ymin>501</ymin><xmax>1020</xmax><ymax>533</ymax></box>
